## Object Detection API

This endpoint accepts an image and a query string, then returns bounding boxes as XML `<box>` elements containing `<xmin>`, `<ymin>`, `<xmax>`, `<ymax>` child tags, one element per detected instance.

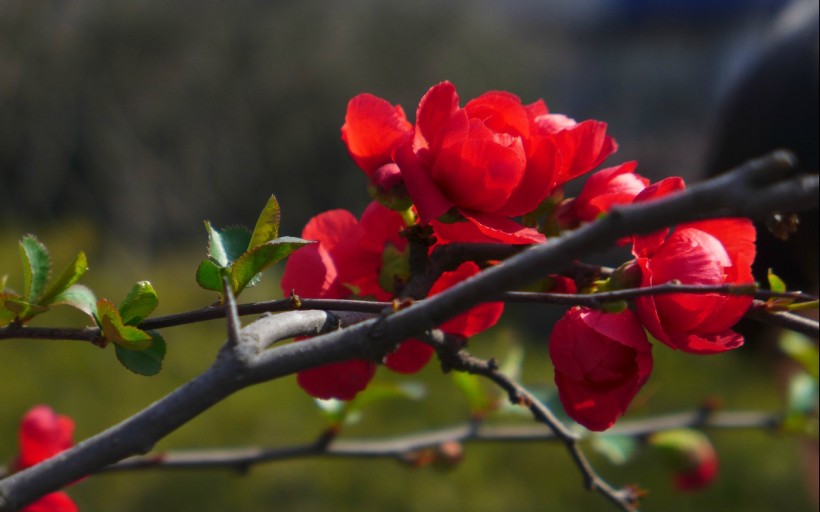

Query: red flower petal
<box><xmin>383</xmin><ymin>339</ymin><xmax>435</xmax><ymax>374</ymax></box>
<box><xmin>341</xmin><ymin>93</ymin><xmax>413</xmax><ymax>177</ymax></box>
<box><xmin>17</xmin><ymin>406</ymin><xmax>74</xmax><ymax>470</ymax></box>
<box><xmin>22</xmin><ymin>492</ymin><xmax>78</xmax><ymax>512</ymax></box>
<box><xmin>414</xmin><ymin>81</ymin><xmax>460</xmax><ymax>153</ymax></box>
<box><xmin>429</xmin><ymin>261</ymin><xmax>504</xmax><ymax>338</ymax></box>
<box><xmin>395</xmin><ymin>142</ymin><xmax>454</xmax><ymax>224</ymax></box>
<box><xmin>296</xmin><ymin>359</ymin><xmax>377</xmax><ymax>400</ymax></box>
<box><xmin>461</xmin><ymin>211</ymin><xmax>546</xmax><ymax>244</ymax></box>
<box><xmin>464</xmin><ymin>90</ymin><xmax>530</xmax><ymax>138</ymax></box>
<box><xmin>631</xmin><ymin>177</ymin><xmax>687</xmax><ymax>258</ymax></box>
<box><xmin>432</xmin><ymin>135</ymin><xmax>526</xmax><ymax>212</ymax></box>
<box><xmin>302</xmin><ymin>209</ymin><xmax>360</xmax><ymax>253</ymax></box>
<box><xmin>280</xmin><ymin>243</ymin><xmax>344</xmax><ymax>299</ymax></box>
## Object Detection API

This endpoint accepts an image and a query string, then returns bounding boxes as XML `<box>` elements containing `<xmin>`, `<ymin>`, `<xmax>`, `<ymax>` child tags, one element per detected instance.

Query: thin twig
<box><xmin>422</xmin><ymin>330</ymin><xmax>639</xmax><ymax>511</ymax></box>
<box><xmin>92</xmin><ymin>409</ymin><xmax>779</xmax><ymax>474</ymax></box>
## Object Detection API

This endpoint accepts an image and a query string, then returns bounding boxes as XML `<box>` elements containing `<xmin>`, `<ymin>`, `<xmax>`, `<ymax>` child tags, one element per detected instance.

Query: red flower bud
<box><xmin>549</xmin><ymin>307</ymin><xmax>653</xmax><ymax>431</ymax></box>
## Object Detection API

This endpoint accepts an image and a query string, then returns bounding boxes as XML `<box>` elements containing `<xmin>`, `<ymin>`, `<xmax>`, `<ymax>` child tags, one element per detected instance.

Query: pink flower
<box><xmin>549</xmin><ymin>307</ymin><xmax>653</xmax><ymax>431</ymax></box>
<box><xmin>12</xmin><ymin>406</ymin><xmax>78</xmax><ymax>512</ymax></box>
<box><xmin>631</xmin><ymin>179</ymin><xmax>756</xmax><ymax>354</ymax></box>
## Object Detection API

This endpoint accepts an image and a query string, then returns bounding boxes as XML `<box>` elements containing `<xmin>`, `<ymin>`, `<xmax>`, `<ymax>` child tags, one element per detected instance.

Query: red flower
<box><xmin>561</xmin><ymin>161</ymin><xmax>647</xmax><ymax>225</ymax></box>
<box><xmin>548</xmin><ymin>307</ymin><xmax>652</xmax><ymax>431</ymax></box>
<box><xmin>281</xmin><ymin>204</ymin><xmax>407</xmax><ymax>400</ymax></box>
<box><xmin>384</xmin><ymin>262</ymin><xmax>503</xmax><ymax>373</ymax></box>
<box><xmin>630</xmin><ymin>179</ymin><xmax>756</xmax><ymax>354</ymax></box>
<box><xmin>341</xmin><ymin>93</ymin><xmax>413</xmax><ymax>179</ymax></box>
<box><xmin>12</xmin><ymin>406</ymin><xmax>78</xmax><ymax>512</ymax></box>
<box><xmin>15</xmin><ymin>405</ymin><xmax>74</xmax><ymax>471</ymax></box>
<box><xmin>346</xmin><ymin>82</ymin><xmax>615</xmax><ymax>244</ymax></box>
<box><xmin>282</xmin><ymin>204</ymin><xmax>503</xmax><ymax>396</ymax></box>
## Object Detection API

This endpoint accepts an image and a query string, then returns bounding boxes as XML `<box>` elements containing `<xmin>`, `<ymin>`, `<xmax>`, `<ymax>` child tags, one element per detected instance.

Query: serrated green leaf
<box><xmin>97</xmin><ymin>298</ymin><xmax>152</xmax><ymax>350</ymax></box>
<box><xmin>48</xmin><ymin>284</ymin><xmax>97</xmax><ymax>321</ymax></box>
<box><xmin>196</xmin><ymin>258</ymin><xmax>225</xmax><ymax>292</ymax></box>
<box><xmin>19</xmin><ymin>235</ymin><xmax>51</xmax><ymax>304</ymax></box>
<box><xmin>119</xmin><ymin>281</ymin><xmax>159</xmax><ymax>326</ymax></box>
<box><xmin>767</xmin><ymin>269</ymin><xmax>787</xmax><ymax>294</ymax></box>
<box><xmin>229</xmin><ymin>237</ymin><xmax>314</xmax><ymax>295</ymax></box>
<box><xmin>249</xmin><ymin>195</ymin><xmax>281</xmax><ymax>249</ymax></box>
<box><xmin>452</xmin><ymin>372</ymin><xmax>493</xmax><ymax>415</ymax></box>
<box><xmin>115</xmin><ymin>331</ymin><xmax>166</xmax><ymax>376</ymax></box>
<box><xmin>40</xmin><ymin>251</ymin><xmax>88</xmax><ymax>306</ymax></box>
<box><xmin>591</xmin><ymin>434</ymin><xmax>638</xmax><ymax>465</ymax></box>
<box><xmin>205</xmin><ymin>221</ymin><xmax>251</xmax><ymax>267</ymax></box>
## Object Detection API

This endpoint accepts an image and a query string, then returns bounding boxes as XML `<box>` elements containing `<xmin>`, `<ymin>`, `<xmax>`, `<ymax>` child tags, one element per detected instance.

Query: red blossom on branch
<box><xmin>560</xmin><ymin>161</ymin><xmax>648</xmax><ymax>226</ymax></box>
<box><xmin>12</xmin><ymin>406</ymin><xmax>78</xmax><ymax>512</ymax></box>
<box><xmin>548</xmin><ymin>307</ymin><xmax>653</xmax><ymax>431</ymax></box>
<box><xmin>631</xmin><ymin>179</ymin><xmax>756</xmax><ymax>354</ymax></box>
<box><xmin>342</xmin><ymin>81</ymin><xmax>617</xmax><ymax>244</ymax></box>
<box><xmin>282</xmin><ymin>203</ymin><xmax>504</xmax><ymax>398</ymax></box>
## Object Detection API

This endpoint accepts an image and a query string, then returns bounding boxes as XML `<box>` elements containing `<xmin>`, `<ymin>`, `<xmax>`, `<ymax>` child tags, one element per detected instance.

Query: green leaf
<box><xmin>498</xmin><ymin>342</ymin><xmax>525</xmax><ymax>382</ymax></box>
<box><xmin>119</xmin><ymin>281</ymin><xmax>159</xmax><ymax>326</ymax></box>
<box><xmin>205</xmin><ymin>221</ymin><xmax>251</xmax><ymax>267</ymax></box>
<box><xmin>779</xmin><ymin>331</ymin><xmax>819</xmax><ymax>379</ymax></box>
<box><xmin>196</xmin><ymin>258</ymin><xmax>225</xmax><ymax>292</ymax></box>
<box><xmin>3</xmin><ymin>299</ymin><xmax>49</xmax><ymax>322</ymax></box>
<box><xmin>97</xmin><ymin>298</ymin><xmax>152</xmax><ymax>350</ymax></box>
<box><xmin>115</xmin><ymin>331</ymin><xmax>167</xmax><ymax>376</ymax></box>
<box><xmin>248</xmin><ymin>195</ymin><xmax>281</xmax><ymax>249</ymax></box>
<box><xmin>782</xmin><ymin>372</ymin><xmax>819</xmax><ymax>436</ymax></box>
<box><xmin>767</xmin><ymin>269</ymin><xmax>787</xmax><ymax>293</ymax></box>
<box><xmin>19</xmin><ymin>235</ymin><xmax>51</xmax><ymax>304</ymax></box>
<box><xmin>0</xmin><ymin>294</ymin><xmax>20</xmax><ymax>326</ymax></box>
<box><xmin>40</xmin><ymin>251</ymin><xmax>88</xmax><ymax>306</ymax></box>
<box><xmin>229</xmin><ymin>237</ymin><xmax>314</xmax><ymax>294</ymax></box>
<box><xmin>48</xmin><ymin>284</ymin><xmax>97</xmax><ymax>321</ymax></box>
<box><xmin>378</xmin><ymin>243</ymin><xmax>410</xmax><ymax>295</ymax></box>
<box><xmin>452</xmin><ymin>372</ymin><xmax>494</xmax><ymax>415</ymax></box>
<box><xmin>591</xmin><ymin>434</ymin><xmax>638</xmax><ymax>465</ymax></box>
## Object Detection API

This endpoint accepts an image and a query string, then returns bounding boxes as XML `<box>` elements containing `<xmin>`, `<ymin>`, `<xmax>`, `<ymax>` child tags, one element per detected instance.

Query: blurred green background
<box><xmin>1</xmin><ymin>0</ymin><xmax>815</xmax><ymax>510</ymax></box>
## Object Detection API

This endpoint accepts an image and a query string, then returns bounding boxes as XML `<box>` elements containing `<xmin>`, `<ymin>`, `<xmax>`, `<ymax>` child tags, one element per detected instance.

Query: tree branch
<box><xmin>1</xmin><ymin>151</ymin><xmax>816</xmax><ymax>511</ymax></box>
<box><xmin>91</xmin><ymin>409</ymin><xmax>779</xmax><ymax>474</ymax></box>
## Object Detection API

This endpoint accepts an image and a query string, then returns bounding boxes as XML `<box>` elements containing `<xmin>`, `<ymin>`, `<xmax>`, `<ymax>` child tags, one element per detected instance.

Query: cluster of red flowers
<box><xmin>282</xmin><ymin>81</ymin><xmax>755</xmax><ymax>443</ymax></box>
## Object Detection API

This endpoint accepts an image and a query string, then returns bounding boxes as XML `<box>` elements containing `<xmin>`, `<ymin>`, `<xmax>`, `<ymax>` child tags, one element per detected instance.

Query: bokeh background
<box><xmin>1</xmin><ymin>0</ymin><xmax>816</xmax><ymax>510</ymax></box>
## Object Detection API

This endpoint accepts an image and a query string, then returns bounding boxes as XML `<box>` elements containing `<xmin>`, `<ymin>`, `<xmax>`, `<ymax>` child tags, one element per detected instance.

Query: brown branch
<box><xmin>91</xmin><ymin>409</ymin><xmax>779</xmax><ymax>474</ymax></box>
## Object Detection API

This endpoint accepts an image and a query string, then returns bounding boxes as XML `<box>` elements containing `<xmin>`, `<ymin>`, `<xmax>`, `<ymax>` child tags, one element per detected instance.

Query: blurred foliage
<box><xmin>0</xmin><ymin>223</ymin><xmax>815</xmax><ymax>511</ymax></box>
<box><xmin>0</xmin><ymin>0</ymin><xmax>774</xmax><ymax>253</ymax></box>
